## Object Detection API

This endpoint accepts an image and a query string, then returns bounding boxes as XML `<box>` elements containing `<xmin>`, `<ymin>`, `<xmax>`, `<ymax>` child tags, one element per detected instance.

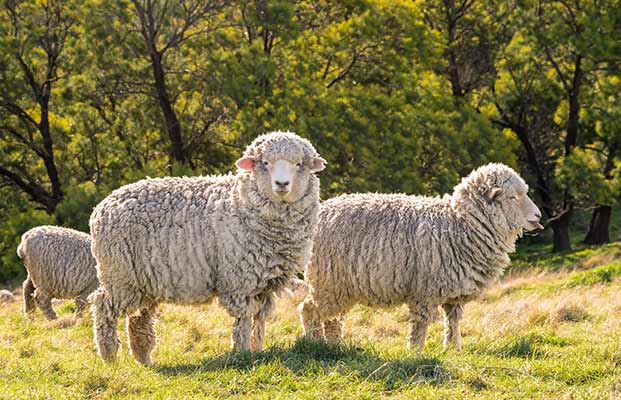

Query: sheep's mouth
<box><xmin>274</xmin><ymin>189</ymin><xmax>291</xmax><ymax>197</ymax></box>
<box><xmin>526</xmin><ymin>220</ymin><xmax>544</xmax><ymax>230</ymax></box>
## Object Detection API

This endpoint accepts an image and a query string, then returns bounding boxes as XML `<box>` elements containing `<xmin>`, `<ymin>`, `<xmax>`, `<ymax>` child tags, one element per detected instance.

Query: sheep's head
<box><xmin>453</xmin><ymin>163</ymin><xmax>543</xmax><ymax>237</ymax></box>
<box><xmin>236</xmin><ymin>131</ymin><xmax>326</xmax><ymax>203</ymax></box>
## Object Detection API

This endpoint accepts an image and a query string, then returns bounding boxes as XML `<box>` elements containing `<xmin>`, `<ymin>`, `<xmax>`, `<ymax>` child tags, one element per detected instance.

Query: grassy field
<box><xmin>1</xmin><ymin>242</ymin><xmax>621</xmax><ymax>399</ymax></box>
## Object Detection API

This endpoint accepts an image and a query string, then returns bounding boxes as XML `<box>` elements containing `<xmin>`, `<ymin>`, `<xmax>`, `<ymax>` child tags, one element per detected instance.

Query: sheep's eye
<box><xmin>262</xmin><ymin>161</ymin><xmax>269</xmax><ymax>166</ymax></box>
<box><xmin>296</xmin><ymin>162</ymin><xmax>303</xmax><ymax>168</ymax></box>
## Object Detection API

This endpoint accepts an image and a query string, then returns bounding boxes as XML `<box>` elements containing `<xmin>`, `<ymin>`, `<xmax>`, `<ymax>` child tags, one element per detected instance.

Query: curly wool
<box><xmin>0</xmin><ymin>289</ymin><xmax>15</xmax><ymax>304</ymax></box>
<box><xmin>300</xmin><ymin>163</ymin><xmax>531</xmax><ymax>348</ymax></box>
<box><xmin>18</xmin><ymin>226</ymin><xmax>98</xmax><ymax>320</ymax></box>
<box><xmin>90</xmin><ymin>131</ymin><xmax>322</xmax><ymax>364</ymax></box>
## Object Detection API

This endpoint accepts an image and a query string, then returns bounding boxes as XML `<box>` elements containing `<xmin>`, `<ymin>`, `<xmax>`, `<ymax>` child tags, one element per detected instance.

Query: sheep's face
<box><xmin>488</xmin><ymin>182</ymin><xmax>543</xmax><ymax>233</ymax></box>
<box><xmin>236</xmin><ymin>149</ymin><xmax>326</xmax><ymax>203</ymax></box>
<box><xmin>454</xmin><ymin>164</ymin><xmax>543</xmax><ymax>237</ymax></box>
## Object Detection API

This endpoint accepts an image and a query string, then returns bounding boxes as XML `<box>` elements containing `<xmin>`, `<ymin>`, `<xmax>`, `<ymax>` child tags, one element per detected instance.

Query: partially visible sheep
<box><xmin>0</xmin><ymin>289</ymin><xmax>15</xmax><ymax>304</ymax></box>
<box><xmin>284</xmin><ymin>278</ymin><xmax>310</xmax><ymax>305</ymax></box>
<box><xmin>89</xmin><ymin>131</ymin><xmax>326</xmax><ymax>364</ymax></box>
<box><xmin>299</xmin><ymin>163</ymin><xmax>542</xmax><ymax>350</ymax></box>
<box><xmin>18</xmin><ymin>226</ymin><xmax>98</xmax><ymax>320</ymax></box>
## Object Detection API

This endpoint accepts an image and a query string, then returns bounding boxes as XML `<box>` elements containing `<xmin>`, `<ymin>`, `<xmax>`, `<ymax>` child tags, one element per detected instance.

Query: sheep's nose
<box><xmin>275</xmin><ymin>180</ymin><xmax>290</xmax><ymax>188</ymax></box>
<box><xmin>535</xmin><ymin>211</ymin><xmax>542</xmax><ymax>219</ymax></box>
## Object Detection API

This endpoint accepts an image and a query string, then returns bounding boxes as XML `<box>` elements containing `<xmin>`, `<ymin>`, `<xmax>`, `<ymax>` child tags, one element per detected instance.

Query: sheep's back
<box><xmin>19</xmin><ymin>226</ymin><xmax>96</xmax><ymax>298</ymax></box>
<box><xmin>308</xmin><ymin>193</ymin><xmax>457</xmax><ymax>307</ymax></box>
<box><xmin>90</xmin><ymin>176</ymin><xmax>238</xmax><ymax>304</ymax></box>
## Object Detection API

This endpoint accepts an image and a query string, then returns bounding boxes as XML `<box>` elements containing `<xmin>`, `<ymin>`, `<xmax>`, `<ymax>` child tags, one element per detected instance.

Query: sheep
<box><xmin>17</xmin><ymin>226</ymin><xmax>98</xmax><ymax>320</ymax></box>
<box><xmin>89</xmin><ymin>131</ymin><xmax>326</xmax><ymax>364</ymax></box>
<box><xmin>299</xmin><ymin>163</ymin><xmax>542</xmax><ymax>350</ymax></box>
<box><xmin>284</xmin><ymin>278</ymin><xmax>310</xmax><ymax>305</ymax></box>
<box><xmin>0</xmin><ymin>289</ymin><xmax>15</xmax><ymax>304</ymax></box>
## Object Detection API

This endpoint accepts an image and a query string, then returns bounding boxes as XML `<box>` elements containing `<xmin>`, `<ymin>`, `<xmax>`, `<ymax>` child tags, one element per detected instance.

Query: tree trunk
<box><xmin>584</xmin><ymin>140</ymin><xmax>618</xmax><ymax>245</ymax></box>
<box><xmin>39</xmin><ymin>99</ymin><xmax>63</xmax><ymax>213</ymax></box>
<box><xmin>551</xmin><ymin>208</ymin><xmax>572</xmax><ymax>252</ymax></box>
<box><xmin>584</xmin><ymin>205</ymin><xmax>612</xmax><ymax>245</ymax></box>
<box><xmin>150</xmin><ymin>50</ymin><xmax>186</xmax><ymax>166</ymax></box>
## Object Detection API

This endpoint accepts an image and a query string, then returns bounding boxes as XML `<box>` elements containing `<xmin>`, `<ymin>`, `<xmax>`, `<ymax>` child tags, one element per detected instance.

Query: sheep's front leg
<box><xmin>127</xmin><ymin>304</ymin><xmax>158</xmax><ymax>365</ymax></box>
<box><xmin>250</xmin><ymin>295</ymin><xmax>275</xmax><ymax>352</ymax></box>
<box><xmin>22</xmin><ymin>277</ymin><xmax>36</xmax><ymax>315</ymax></box>
<box><xmin>442</xmin><ymin>303</ymin><xmax>464</xmax><ymax>350</ymax></box>
<box><xmin>90</xmin><ymin>288</ymin><xmax>121</xmax><ymax>363</ymax></box>
<box><xmin>221</xmin><ymin>294</ymin><xmax>254</xmax><ymax>351</ymax></box>
<box><xmin>407</xmin><ymin>302</ymin><xmax>436</xmax><ymax>351</ymax></box>
<box><xmin>323</xmin><ymin>317</ymin><xmax>344</xmax><ymax>343</ymax></box>
<box><xmin>250</xmin><ymin>317</ymin><xmax>265</xmax><ymax>352</ymax></box>
<box><xmin>298</xmin><ymin>296</ymin><xmax>324</xmax><ymax>340</ymax></box>
<box><xmin>231</xmin><ymin>316</ymin><xmax>252</xmax><ymax>351</ymax></box>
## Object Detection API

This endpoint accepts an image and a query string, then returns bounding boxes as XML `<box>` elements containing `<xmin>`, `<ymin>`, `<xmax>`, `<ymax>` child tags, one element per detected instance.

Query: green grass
<box><xmin>510</xmin><ymin>241</ymin><xmax>621</xmax><ymax>273</ymax></box>
<box><xmin>2</xmin><ymin>243</ymin><xmax>621</xmax><ymax>399</ymax></box>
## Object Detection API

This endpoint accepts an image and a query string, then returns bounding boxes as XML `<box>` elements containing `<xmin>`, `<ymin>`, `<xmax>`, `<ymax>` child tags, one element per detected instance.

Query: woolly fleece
<box><xmin>17</xmin><ymin>226</ymin><xmax>98</xmax><ymax>320</ymax></box>
<box><xmin>300</xmin><ymin>163</ymin><xmax>538</xmax><ymax>350</ymax></box>
<box><xmin>89</xmin><ymin>131</ymin><xmax>323</xmax><ymax>364</ymax></box>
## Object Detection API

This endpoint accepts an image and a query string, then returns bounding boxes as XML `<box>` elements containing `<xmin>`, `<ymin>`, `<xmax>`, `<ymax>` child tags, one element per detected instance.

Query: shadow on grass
<box><xmin>469</xmin><ymin>331</ymin><xmax>571</xmax><ymax>360</ymax></box>
<box><xmin>155</xmin><ymin>338</ymin><xmax>449</xmax><ymax>389</ymax></box>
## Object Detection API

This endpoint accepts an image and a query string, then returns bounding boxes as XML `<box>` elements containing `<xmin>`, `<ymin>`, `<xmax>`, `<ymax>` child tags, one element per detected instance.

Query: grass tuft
<box><xmin>564</xmin><ymin>262</ymin><xmax>621</xmax><ymax>287</ymax></box>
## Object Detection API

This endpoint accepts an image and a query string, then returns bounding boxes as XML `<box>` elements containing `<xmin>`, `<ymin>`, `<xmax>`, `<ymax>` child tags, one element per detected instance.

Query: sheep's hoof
<box><xmin>100</xmin><ymin>354</ymin><xmax>118</xmax><ymax>364</ymax></box>
<box><xmin>136</xmin><ymin>356</ymin><xmax>153</xmax><ymax>366</ymax></box>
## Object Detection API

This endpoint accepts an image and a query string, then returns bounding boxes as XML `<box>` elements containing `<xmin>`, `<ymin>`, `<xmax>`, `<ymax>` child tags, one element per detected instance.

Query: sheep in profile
<box><xmin>299</xmin><ymin>163</ymin><xmax>542</xmax><ymax>350</ymax></box>
<box><xmin>89</xmin><ymin>131</ymin><xmax>326</xmax><ymax>364</ymax></box>
<box><xmin>18</xmin><ymin>226</ymin><xmax>98</xmax><ymax>320</ymax></box>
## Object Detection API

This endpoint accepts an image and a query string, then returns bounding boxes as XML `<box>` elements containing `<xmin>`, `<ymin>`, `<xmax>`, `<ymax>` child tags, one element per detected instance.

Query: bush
<box><xmin>0</xmin><ymin>207</ymin><xmax>54</xmax><ymax>283</ymax></box>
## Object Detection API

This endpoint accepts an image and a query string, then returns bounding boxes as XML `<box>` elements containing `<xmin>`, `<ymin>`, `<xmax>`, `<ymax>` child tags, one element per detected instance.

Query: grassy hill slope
<box><xmin>1</xmin><ymin>243</ymin><xmax>620</xmax><ymax>399</ymax></box>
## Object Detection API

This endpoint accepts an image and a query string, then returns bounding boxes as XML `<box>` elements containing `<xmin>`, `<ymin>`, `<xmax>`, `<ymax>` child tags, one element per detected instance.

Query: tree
<box><xmin>87</xmin><ymin>0</ymin><xmax>229</xmax><ymax>170</ymax></box>
<box><xmin>422</xmin><ymin>0</ymin><xmax>513</xmax><ymax>101</ymax></box>
<box><xmin>483</xmin><ymin>0</ymin><xmax>620</xmax><ymax>252</ymax></box>
<box><xmin>557</xmin><ymin>72</ymin><xmax>621</xmax><ymax>244</ymax></box>
<box><xmin>0</xmin><ymin>0</ymin><xmax>76</xmax><ymax>215</ymax></box>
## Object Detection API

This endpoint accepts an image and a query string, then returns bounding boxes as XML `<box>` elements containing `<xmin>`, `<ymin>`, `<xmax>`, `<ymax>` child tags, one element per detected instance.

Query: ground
<box><xmin>1</xmin><ymin>242</ymin><xmax>620</xmax><ymax>399</ymax></box>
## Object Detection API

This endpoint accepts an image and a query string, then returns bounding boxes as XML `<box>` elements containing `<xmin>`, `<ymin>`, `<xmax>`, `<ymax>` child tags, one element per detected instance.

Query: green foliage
<box><xmin>1</xmin><ymin>0</ymin><xmax>620</xmax><ymax>281</ymax></box>
<box><xmin>54</xmin><ymin>182</ymin><xmax>102</xmax><ymax>232</ymax></box>
<box><xmin>556</xmin><ymin>148</ymin><xmax>621</xmax><ymax>206</ymax></box>
<box><xmin>0</xmin><ymin>205</ymin><xmax>54</xmax><ymax>283</ymax></box>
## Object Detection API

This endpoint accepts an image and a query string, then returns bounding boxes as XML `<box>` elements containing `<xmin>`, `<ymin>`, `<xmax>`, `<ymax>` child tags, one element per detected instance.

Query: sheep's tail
<box><xmin>16</xmin><ymin>238</ymin><xmax>26</xmax><ymax>259</ymax></box>
<box><xmin>22</xmin><ymin>276</ymin><xmax>36</xmax><ymax>315</ymax></box>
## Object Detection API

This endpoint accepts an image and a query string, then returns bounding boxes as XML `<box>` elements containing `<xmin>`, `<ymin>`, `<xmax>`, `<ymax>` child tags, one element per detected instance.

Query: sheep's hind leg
<box><xmin>74</xmin><ymin>287</ymin><xmax>95</xmax><ymax>320</ymax></box>
<box><xmin>323</xmin><ymin>317</ymin><xmax>344</xmax><ymax>343</ymax></box>
<box><xmin>75</xmin><ymin>282</ymin><xmax>99</xmax><ymax>320</ymax></box>
<box><xmin>22</xmin><ymin>277</ymin><xmax>36</xmax><ymax>315</ymax></box>
<box><xmin>127</xmin><ymin>304</ymin><xmax>158</xmax><ymax>365</ymax></box>
<box><xmin>442</xmin><ymin>303</ymin><xmax>464</xmax><ymax>350</ymax></box>
<box><xmin>34</xmin><ymin>290</ymin><xmax>57</xmax><ymax>320</ymax></box>
<box><xmin>90</xmin><ymin>288</ymin><xmax>121</xmax><ymax>363</ymax></box>
<box><xmin>407</xmin><ymin>302</ymin><xmax>437</xmax><ymax>352</ymax></box>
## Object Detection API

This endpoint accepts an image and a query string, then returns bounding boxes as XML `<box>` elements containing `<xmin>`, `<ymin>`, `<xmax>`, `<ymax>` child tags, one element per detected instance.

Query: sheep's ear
<box><xmin>486</xmin><ymin>187</ymin><xmax>502</xmax><ymax>200</ymax></box>
<box><xmin>311</xmin><ymin>157</ymin><xmax>327</xmax><ymax>172</ymax></box>
<box><xmin>236</xmin><ymin>156</ymin><xmax>255</xmax><ymax>171</ymax></box>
